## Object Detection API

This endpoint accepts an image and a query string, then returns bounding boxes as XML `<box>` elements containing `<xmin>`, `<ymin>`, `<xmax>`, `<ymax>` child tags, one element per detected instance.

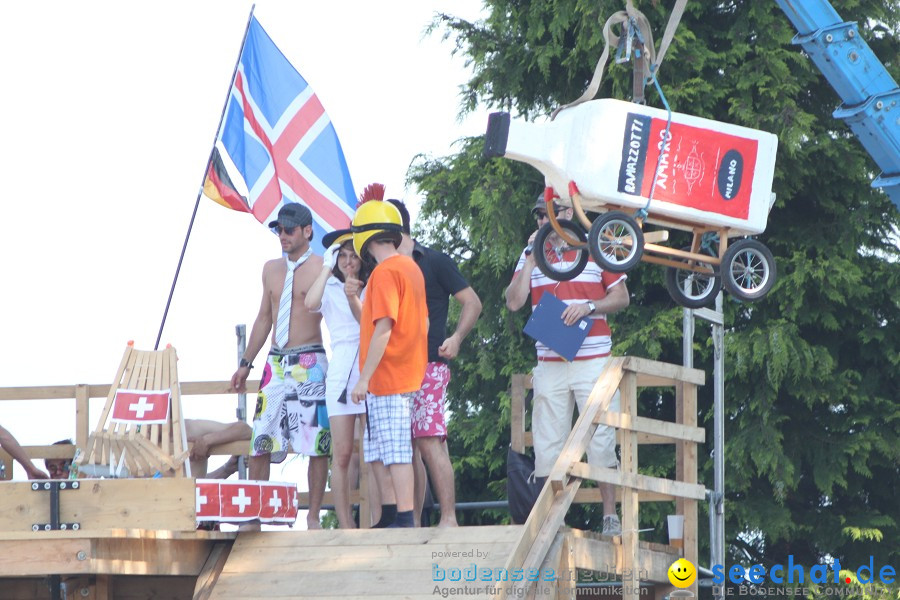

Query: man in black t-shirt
<box><xmin>388</xmin><ymin>199</ymin><xmax>482</xmax><ymax>527</ymax></box>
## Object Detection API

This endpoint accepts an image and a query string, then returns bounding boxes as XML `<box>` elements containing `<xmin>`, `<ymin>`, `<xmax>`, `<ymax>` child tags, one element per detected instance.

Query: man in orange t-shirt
<box><xmin>350</xmin><ymin>200</ymin><xmax>428</xmax><ymax>528</ymax></box>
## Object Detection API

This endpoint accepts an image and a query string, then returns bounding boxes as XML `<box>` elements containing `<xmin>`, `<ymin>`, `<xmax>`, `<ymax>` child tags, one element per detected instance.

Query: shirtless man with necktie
<box><xmin>229</xmin><ymin>203</ymin><xmax>329</xmax><ymax>530</ymax></box>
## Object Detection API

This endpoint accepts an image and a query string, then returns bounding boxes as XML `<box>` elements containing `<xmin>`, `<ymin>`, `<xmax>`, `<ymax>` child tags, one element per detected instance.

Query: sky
<box><xmin>0</xmin><ymin>0</ymin><xmax>488</xmax><ymax>483</ymax></box>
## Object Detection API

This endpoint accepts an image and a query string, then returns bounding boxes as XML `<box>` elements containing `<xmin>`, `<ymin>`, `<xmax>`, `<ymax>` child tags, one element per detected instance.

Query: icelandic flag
<box><xmin>214</xmin><ymin>17</ymin><xmax>355</xmax><ymax>246</ymax></box>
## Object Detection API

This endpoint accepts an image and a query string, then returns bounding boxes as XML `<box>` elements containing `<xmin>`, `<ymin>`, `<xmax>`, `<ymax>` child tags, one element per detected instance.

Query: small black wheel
<box><xmin>588</xmin><ymin>211</ymin><xmax>644</xmax><ymax>273</ymax></box>
<box><xmin>532</xmin><ymin>219</ymin><xmax>589</xmax><ymax>282</ymax></box>
<box><xmin>664</xmin><ymin>247</ymin><xmax>722</xmax><ymax>309</ymax></box>
<box><xmin>721</xmin><ymin>238</ymin><xmax>776</xmax><ymax>301</ymax></box>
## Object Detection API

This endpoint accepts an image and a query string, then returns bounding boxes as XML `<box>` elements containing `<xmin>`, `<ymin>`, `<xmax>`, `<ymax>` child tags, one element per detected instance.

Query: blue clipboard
<box><xmin>523</xmin><ymin>291</ymin><xmax>591</xmax><ymax>361</ymax></box>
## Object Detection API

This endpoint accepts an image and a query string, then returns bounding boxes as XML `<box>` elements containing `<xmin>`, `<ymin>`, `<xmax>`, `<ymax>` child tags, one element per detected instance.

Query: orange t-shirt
<box><xmin>359</xmin><ymin>254</ymin><xmax>428</xmax><ymax>396</ymax></box>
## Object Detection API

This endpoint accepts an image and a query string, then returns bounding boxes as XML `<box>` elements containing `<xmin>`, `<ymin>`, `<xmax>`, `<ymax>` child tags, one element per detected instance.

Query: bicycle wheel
<box><xmin>587</xmin><ymin>211</ymin><xmax>644</xmax><ymax>273</ymax></box>
<box><xmin>532</xmin><ymin>219</ymin><xmax>589</xmax><ymax>282</ymax></box>
<box><xmin>721</xmin><ymin>238</ymin><xmax>776</xmax><ymax>301</ymax></box>
<box><xmin>664</xmin><ymin>247</ymin><xmax>721</xmax><ymax>309</ymax></box>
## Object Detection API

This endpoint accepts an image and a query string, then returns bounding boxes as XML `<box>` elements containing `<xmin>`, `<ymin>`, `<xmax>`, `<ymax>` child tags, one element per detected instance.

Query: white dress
<box><xmin>316</xmin><ymin>277</ymin><xmax>365</xmax><ymax>416</ymax></box>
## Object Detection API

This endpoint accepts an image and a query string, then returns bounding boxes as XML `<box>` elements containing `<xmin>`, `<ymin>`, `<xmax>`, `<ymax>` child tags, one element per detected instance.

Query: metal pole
<box><xmin>687</xmin><ymin>292</ymin><xmax>726</xmax><ymax>600</ymax></box>
<box><xmin>153</xmin><ymin>5</ymin><xmax>256</xmax><ymax>350</ymax></box>
<box><xmin>236</xmin><ymin>324</ymin><xmax>248</xmax><ymax>480</ymax></box>
<box><xmin>712</xmin><ymin>292</ymin><xmax>726</xmax><ymax>594</ymax></box>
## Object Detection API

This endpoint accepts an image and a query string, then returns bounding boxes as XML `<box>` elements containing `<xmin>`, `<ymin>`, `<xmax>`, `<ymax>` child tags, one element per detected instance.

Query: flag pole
<box><xmin>154</xmin><ymin>4</ymin><xmax>256</xmax><ymax>350</ymax></box>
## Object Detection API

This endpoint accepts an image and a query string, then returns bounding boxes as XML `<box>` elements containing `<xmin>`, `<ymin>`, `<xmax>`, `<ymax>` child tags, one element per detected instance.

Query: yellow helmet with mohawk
<box><xmin>350</xmin><ymin>183</ymin><xmax>403</xmax><ymax>258</ymax></box>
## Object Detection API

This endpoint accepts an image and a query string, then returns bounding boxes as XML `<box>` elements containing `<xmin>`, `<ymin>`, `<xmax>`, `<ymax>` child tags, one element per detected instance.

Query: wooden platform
<box><xmin>211</xmin><ymin>526</ymin><xmax>521</xmax><ymax>600</ymax></box>
<box><xmin>0</xmin><ymin>356</ymin><xmax>703</xmax><ymax>600</ymax></box>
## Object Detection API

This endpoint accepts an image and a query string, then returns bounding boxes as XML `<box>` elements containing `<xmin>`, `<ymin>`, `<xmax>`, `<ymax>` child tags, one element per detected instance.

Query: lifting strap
<box><xmin>551</xmin><ymin>0</ymin><xmax>688</xmax><ymax>119</ymax></box>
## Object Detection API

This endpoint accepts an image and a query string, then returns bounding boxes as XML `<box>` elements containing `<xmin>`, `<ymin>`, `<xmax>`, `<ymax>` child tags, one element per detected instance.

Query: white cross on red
<box><xmin>268</xmin><ymin>490</ymin><xmax>283</xmax><ymax>511</ymax></box>
<box><xmin>231</xmin><ymin>488</ymin><xmax>252</xmax><ymax>514</ymax></box>
<box><xmin>129</xmin><ymin>396</ymin><xmax>153</xmax><ymax>418</ymax></box>
<box><xmin>196</xmin><ymin>487</ymin><xmax>208</xmax><ymax>512</ymax></box>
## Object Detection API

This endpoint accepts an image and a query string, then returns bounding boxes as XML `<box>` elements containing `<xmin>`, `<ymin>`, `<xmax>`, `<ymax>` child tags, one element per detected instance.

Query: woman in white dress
<box><xmin>305</xmin><ymin>229</ymin><xmax>368</xmax><ymax>528</ymax></box>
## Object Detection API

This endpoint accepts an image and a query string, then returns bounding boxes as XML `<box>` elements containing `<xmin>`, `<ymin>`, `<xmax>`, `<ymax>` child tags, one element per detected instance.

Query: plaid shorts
<box><xmin>363</xmin><ymin>392</ymin><xmax>415</xmax><ymax>466</ymax></box>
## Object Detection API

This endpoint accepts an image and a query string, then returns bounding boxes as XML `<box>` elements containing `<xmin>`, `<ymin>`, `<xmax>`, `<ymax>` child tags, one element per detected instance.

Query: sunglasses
<box><xmin>299</xmin><ymin>399</ymin><xmax>315</xmax><ymax>408</ymax></box>
<box><xmin>273</xmin><ymin>224</ymin><xmax>298</xmax><ymax>235</ymax></box>
<box><xmin>535</xmin><ymin>211</ymin><xmax>560</xmax><ymax>220</ymax></box>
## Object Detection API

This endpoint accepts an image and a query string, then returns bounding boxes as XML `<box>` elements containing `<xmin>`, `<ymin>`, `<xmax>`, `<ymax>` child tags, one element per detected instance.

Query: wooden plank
<box><xmin>623</xmin><ymin>356</ymin><xmax>705</xmax><ymax>386</ymax></box>
<box><xmin>0</xmin><ymin>385</ymin><xmax>81</xmax><ymax>400</ymax></box>
<box><xmin>94</xmin><ymin>574</ymin><xmax>112</xmax><ymax>600</ymax></box>
<box><xmin>91</xmin><ymin>346</ymin><xmax>134</xmax><ymax>437</ymax></box>
<box><xmin>676</xmin><ymin>381</ymin><xmax>699</xmax><ymax>597</ymax></box>
<box><xmin>169</xmin><ymin>347</ymin><xmax>190</xmax><ymax>477</ymax></box>
<box><xmin>573</xmin><ymin>487</ymin><xmax>676</xmax><ymax>503</ymax></box>
<box><xmin>212</xmin><ymin>569</ymin><xmax>498</xmax><ymax>598</ymax></box>
<box><xmin>90</xmin><ymin>537</ymin><xmax>213</xmax><ymax>575</ymax></box>
<box><xmin>0</xmin><ymin>538</ymin><xmax>92</xmax><ymax>576</ymax></box>
<box><xmin>76</xmin><ymin>384</ymin><xmax>90</xmax><ymax>450</ymax></box>
<box><xmin>194</xmin><ymin>541</ymin><xmax>234</xmax><ymax>600</ymax></box>
<box><xmin>101</xmin><ymin>576</ymin><xmax>196</xmax><ymax>600</ymax></box>
<box><xmin>619</xmin><ymin>372</ymin><xmax>641</xmax><ymax>600</ymax></box>
<box><xmin>0</xmin><ymin>479</ymin><xmax>195</xmax><ymax>532</ymax></box>
<box><xmin>0</xmin><ymin>379</ymin><xmax>262</xmax><ymax>402</ymax></box>
<box><xmin>569</xmin><ymin>463</ymin><xmax>706</xmax><ymax>501</ymax></box>
<box><xmin>547</xmin><ymin>359</ymin><xmax>624</xmax><ymax>491</ymax></box>
<box><xmin>180</xmin><ymin>380</ymin><xmax>261</xmax><ymax>395</ymax></box>
<box><xmin>228</xmin><ymin>525</ymin><xmax>522</xmax><ymax>550</ymax></box>
<box><xmin>593</xmin><ymin>412</ymin><xmax>705</xmax><ymax>444</ymax></box>
<box><xmin>555</xmin><ymin>533</ymin><xmax>576</xmax><ymax>600</ymax></box>
<box><xmin>569</xmin><ymin>532</ymin><xmax>679</xmax><ymax>584</ymax></box>
<box><xmin>505</xmin><ymin>478</ymin><xmax>581</xmax><ymax>599</ymax></box>
<box><xmin>497</xmin><ymin>478</ymin><xmax>555</xmax><ymax>586</ymax></box>
<box><xmin>220</xmin><ymin>542</ymin><xmax>514</xmax><ymax>573</ymax></box>
<box><xmin>510</xmin><ymin>374</ymin><xmax>527</xmax><ymax>454</ymax></box>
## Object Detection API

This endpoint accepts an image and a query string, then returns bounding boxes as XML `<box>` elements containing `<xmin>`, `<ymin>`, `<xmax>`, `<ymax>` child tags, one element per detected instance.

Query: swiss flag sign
<box><xmin>259</xmin><ymin>483</ymin><xmax>286</xmax><ymax>521</ymax></box>
<box><xmin>220</xmin><ymin>483</ymin><xmax>261</xmax><ymax>520</ymax></box>
<box><xmin>195</xmin><ymin>481</ymin><xmax>221</xmax><ymax>520</ymax></box>
<box><xmin>111</xmin><ymin>389</ymin><xmax>171</xmax><ymax>424</ymax></box>
<box><xmin>283</xmin><ymin>484</ymin><xmax>299</xmax><ymax>521</ymax></box>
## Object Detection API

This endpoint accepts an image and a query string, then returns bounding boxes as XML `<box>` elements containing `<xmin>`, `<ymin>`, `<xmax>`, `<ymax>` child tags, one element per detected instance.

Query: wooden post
<box><xmin>675</xmin><ymin>381</ymin><xmax>699</xmax><ymax>597</ymax></box>
<box><xmin>75</xmin><ymin>384</ymin><xmax>89</xmax><ymax>450</ymax></box>
<box><xmin>358</xmin><ymin>417</ymin><xmax>370</xmax><ymax>528</ymax></box>
<box><xmin>619</xmin><ymin>371</ymin><xmax>641</xmax><ymax>600</ymax></box>
<box><xmin>511</xmin><ymin>374</ymin><xmax>527</xmax><ymax>454</ymax></box>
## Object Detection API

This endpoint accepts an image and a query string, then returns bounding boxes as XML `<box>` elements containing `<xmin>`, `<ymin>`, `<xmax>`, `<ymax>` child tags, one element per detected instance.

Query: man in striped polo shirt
<box><xmin>505</xmin><ymin>194</ymin><xmax>630</xmax><ymax>536</ymax></box>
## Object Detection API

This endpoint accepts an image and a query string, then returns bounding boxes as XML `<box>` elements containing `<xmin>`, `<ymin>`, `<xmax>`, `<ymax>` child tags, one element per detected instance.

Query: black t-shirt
<box><xmin>412</xmin><ymin>241</ymin><xmax>470</xmax><ymax>363</ymax></box>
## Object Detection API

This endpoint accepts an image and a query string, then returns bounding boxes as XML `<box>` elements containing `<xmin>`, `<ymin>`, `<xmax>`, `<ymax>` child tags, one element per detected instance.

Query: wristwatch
<box><xmin>239</xmin><ymin>358</ymin><xmax>254</xmax><ymax>369</ymax></box>
<box><xmin>586</xmin><ymin>301</ymin><xmax>596</xmax><ymax>315</ymax></box>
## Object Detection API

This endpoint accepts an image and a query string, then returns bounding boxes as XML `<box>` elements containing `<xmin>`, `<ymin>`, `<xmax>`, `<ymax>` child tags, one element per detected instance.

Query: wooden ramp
<box><xmin>208</xmin><ymin>525</ymin><xmax>522</xmax><ymax>600</ymax></box>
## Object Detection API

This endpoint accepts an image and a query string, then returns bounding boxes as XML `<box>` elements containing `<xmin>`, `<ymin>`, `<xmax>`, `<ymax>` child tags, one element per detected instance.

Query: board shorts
<box><xmin>251</xmin><ymin>345</ymin><xmax>331</xmax><ymax>462</ymax></box>
<box><xmin>411</xmin><ymin>362</ymin><xmax>450</xmax><ymax>440</ymax></box>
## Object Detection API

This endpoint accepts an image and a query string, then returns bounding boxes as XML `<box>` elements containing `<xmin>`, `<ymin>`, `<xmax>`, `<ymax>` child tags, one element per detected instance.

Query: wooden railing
<box><xmin>503</xmin><ymin>356</ymin><xmax>705</xmax><ymax>600</ymax></box>
<box><xmin>0</xmin><ymin>380</ymin><xmax>259</xmax><ymax>473</ymax></box>
<box><xmin>0</xmin><ymin>381</ymin><xmax>372</xmax><ymax>522</ymax></box>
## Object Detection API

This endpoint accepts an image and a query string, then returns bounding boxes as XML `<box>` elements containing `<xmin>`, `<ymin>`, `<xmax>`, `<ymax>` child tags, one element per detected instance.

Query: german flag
<box><xmin>203</xmin><ymin>147</ymin><xmax>250</xmax><ymax>213</ymax></box>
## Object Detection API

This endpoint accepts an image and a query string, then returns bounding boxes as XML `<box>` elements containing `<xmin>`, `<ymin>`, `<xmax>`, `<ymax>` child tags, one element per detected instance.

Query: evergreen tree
<box><xmin>410</xmin><ymin>0</ymin><xmax>900</xmax><ymax>569</ymax></box>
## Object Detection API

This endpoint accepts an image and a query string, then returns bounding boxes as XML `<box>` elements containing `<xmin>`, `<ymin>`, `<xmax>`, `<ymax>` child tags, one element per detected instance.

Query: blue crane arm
<box><xmin>775</xmin><ymin>0</ymin><xmax>900</xmax><ymax>209</ymax></box>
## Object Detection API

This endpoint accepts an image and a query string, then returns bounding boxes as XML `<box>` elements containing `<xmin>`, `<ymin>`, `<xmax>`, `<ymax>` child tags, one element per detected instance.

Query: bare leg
<box><xmin>248</xmin><ymin>454</ymin><xmax>270</xmax><ymax>481</ymax></box>
<box><xmin>191</xmin><ymin>458</ymin><xmax>209</xmax><ymax>478</ymax></box>
<box><xmin>415</xmin><ymin>437</ymin><xmax>457</xmax><ymax>527</ymax></box>
<box><xmin>367</xmin><ymin>463</ymin><xmax>381</xmax><ymax>526</ymax></box>
<box><xmin>387</xmin><ymin>462</ymin><xmax>414</xmax><ymax>512</ymax></box>
<box><xmin>600</xmin><ymin>481</ymin><xmax>616</xmax><ymax>516</ymax></box>
<box><xmin>307</xmin><ymin>455</ymin><xmax>328</xmax><ymax>529</ymax></box>
<box><xmin>206</xmin><ymin>455</ymin><xmax>240</xmax><ymax>480</ymax></box>
<box><xmin>371</xmin><ymin>461</ymin><xmax>396</xmax><ymax>504</ymax></box>
<box><xmin>412</xmin><ymin>447</ymin><xmax>427</xmax><ymax>526</ymax></box>
<box><xmin>240</xmin><ymin>454</ymin><xmax>270</xmax><ymax>532</ymax></box>
<box><xmin>329</xmin><ymin>415</ymin><xmax>357</xmax><ymax>529</ymax></box>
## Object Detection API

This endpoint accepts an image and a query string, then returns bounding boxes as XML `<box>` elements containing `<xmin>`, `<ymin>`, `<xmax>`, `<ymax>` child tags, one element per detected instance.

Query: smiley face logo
<box><xmin>668</xmin><ymin>558</ymin><xmax>697</xmax><ymax>588</ymax></box>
